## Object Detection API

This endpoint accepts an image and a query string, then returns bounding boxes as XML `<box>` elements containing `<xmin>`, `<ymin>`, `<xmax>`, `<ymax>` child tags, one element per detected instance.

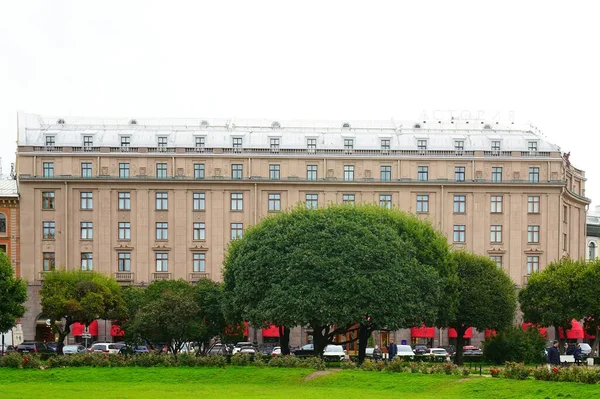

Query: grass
<box><xmin>1</xmin><ymin>367</ymin><xmax>600</xmax><ymax>398</ymax></box>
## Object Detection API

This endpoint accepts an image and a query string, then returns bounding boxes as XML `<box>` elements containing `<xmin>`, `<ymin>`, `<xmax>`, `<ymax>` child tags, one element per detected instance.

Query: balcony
<box><xmin>521</xmin><ymin>151</ymin><xmax>551</xmax><ymax>157</ymax></box>
<box><xmin>114</xmin><ymin>272</ymin><xmax>134</xmax><ymax>283</ymax></box>
<box><xmin>185</xmin><ymin>147</ymin><xmax>214</xmax><ymax>154</ymax></box>
<box><xmin>33</xmin><ymin>146</ymin><xmax>63</xmax><ymax>152</ymax></box>
<box><xmin>110</xmin><ymin>147</ymin><xmax>139</xmax><ymax>153</ymax></box>
<box><xmin>148</xmin><ymin>147</ymin><xmax>176</xmax><ymax>154</ymax></box>
<box><xmin>151</xmin><ymin>272</ymin><xmax>172</xmax><ymax>281</ymax></box>
<box><xmin>189</xmin><ymin>272</ymin><xmax>210</xmax><ymax>283</ymax></box>
<box><xmin>72</xmin><ymin>146</ymin><xmax>100</xmax><ymax>153</ymax></box>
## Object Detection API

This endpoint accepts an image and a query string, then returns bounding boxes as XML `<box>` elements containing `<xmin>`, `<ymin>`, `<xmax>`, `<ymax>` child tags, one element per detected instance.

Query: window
<box><xmin>43</xmin><ymin>252</ymin><xmax>55</xmax><ymax>271</ymax></box>
<box><xmin>270</xmin><ymin>138</ymin><xmax>280</xmax><ymax>149</ymax></box>
<box><xmin>0</xmin><ymin>245</ymin><xmax>5</xmax><ymax>253</ymax></box>
<box><xmin>119</xmin><ymin>163</ymin><xmax>130</xmax><ymax>178</ymax></box>
<box><xmin>80</xmin><ymin>192</ymin><xmax>93</xmax><ymax>210</ymax></box>
<box><xmin>453</xmin><ymin>195</ymin><xmax>466</xmax><ymax>213</ymax></box>
<box><xmin>416</xmin><ymin>195</ymin><xmax>429</xmax><ymax>213</ymax></box>
<box><xmin>307</xmin><ymin>138</ymin><xmax>317</xmax><ymax>150</ymax></box>
<box><xmin>156</xmin><ymin>163</ymin><xmax>167</xmax><ymax>178</ymax></box>
<box><xmin>344</xmin><ymin>165</ymin><xmax>354</xmax><ymax>181</ymax></box>
<box><xmin>195</xmin><ymin>136</ymin><xmax>205</xmax><ymax>149</ymax></box>
<box><xmin>81</xmin><ymin>162</ymin><xmax>92</xmax><ymax>178</ymax></box>
<box><xmin>454</xmin><ymin>140</ymin><xmax>464</xmax><ymax>151</ymax></box>
<box><xmin>528</xmin><ymin>141</ymin><xmax>538</xmax><ymax>151</ymax></box>
<box><xmin>527</xmin><ymin>255</ymin><xmax>539</xmax><ymax>274</ymax></box>
<box><xmin>563</xmin><ymin>233</ymin><xmax>568</xmax><ymax>251</ymax></box>
<box><xmin>83</xmin><ymin>136</ymin><xmax>93</xmax><ymax>147</ymax></box>
<box><xmin>42</xmin><ymin>221</ymin><xmax>55</xmax><ymax>239</ymax></box>
<box><xmin>491</xmin><ymin>167</ymin><xmax>503</xmax><ymax>182</ymax></box>
<box><xmin>490</xmin><ymin>196</ymin><xmax>503</xmax><ymax>213</ymax></box>
<box><xmin>0</xmin><ymin>214</ymin><xmax>5</xmax><ymax>233</ymax></box>
<box><xmin>305</xmin><ymin>194</ymin><xmax>318</xmax><ymax>209</ymax></box>
<box><xmin>268</xmin><ymin>193</ymin><xmax>281</xmax><ymax>211</ymax></box>
<box><xmin>118</xmin><ymin>192</ymin><xmax>131</xmax><ymax>210</ymax></box>
<box><xmin>42</xmin><ymin>192</ymin><xmax>55</xmax><ymax>210</ymax></box>
<box><xmin>45</xmin><ymin>135</ymin><xmax>55</xmax><ymax>146</ymax></box>
<box><xmin>194</xmin><ymin>163</ymin><xmax>205</xmax><ymax>179</ymax></box>
<box><xmin>231</xmin><ymin>193</ymin><xmax>243</xmax><ymax>211</ymax></box>
<box><xmin>193</xmin><ymin>222</ymin><xmax>206</xmax><ymax>240</ymax></box>
<box><xmin>231</xmin><ymin>223</ymin><xmax>243</xmax><ymax>240</ymax></box>
<box><xmin>193</xmin><ymin>192</ymin><xmax>205</xmax><ymax>211</ymax></box>
<box><xmin>43</xmin><ymin>162</ymin><xmax>54</xmax><ymax>178</ymax></box>
<box><xmin>380</xmin><ymin>166</ymin><xmax>391</xmax><ymax>181</ymax></box>
<box><xmin>527</xmin><ymin>196</ymin><xmax>540</xmax><ymax>213</ymax></box>
<box><xmin>453</xmin><ymin>225</ymin><xmax>466</xmax><ymax>243</ymax></box>
<box><xmin>307</xmin><ymin>165</ymin><xmax>317</xmax><ymax>181</ymax></box>
<box><xmin>80</xmin><ymin>222</ymin><xmax>93</xmax><ymax>240</ymax></box>
<box><xmin>81</xmin><ymin>252</ymin><xmax>93</xmax><ymax>271</ymax></box>
<box><xmin>527</xmin><ymin>225</ymin><xmax>540</xmax><ymax>244</ymax></box>
<box><xmin>344</xmin><ymin>139</ymin><xmax>354</xmax><ymax>150</ymax></box>
<box><xmin>156</xmin><ymin>222</ymin><xmax>168</xmax><ymax>240</ymax></box>
<box><xmin>490</xmin><ymin>225</ymin><xmax>502</xmax><ymax>243</ymax></box>
<box><xmin>417</xmin><ymin>166</ymin><xmax>428</xmax><ymax>181</ymax></box>
<box><xmin>232</xmin><ymin>164</ymin><xmax>243</xmax><ymax>180</ymax></box>
<box><xmin>491</xmin><ymin>140</ymin><xmax>501</xmax><ymax>151</ymax></box>
<box><xmin>381</xmin><ymin>139</ymin><xmax>390</xmax><ymax>150</ymax></box>
<box><xmin>193</xmin><ymin>253</ymin><xmax>206</xmax><ymax>272</ymax></box>
<box><xmin>455</xmin><ymin>166</ymin><xmax>465</xmax><ymax>182</ymax></box>
<box><xmin>118</xmin><ymin>222</ymin><xmax>131</xmax><ymax>240</ymax></box>
<box><xmin>120</xmin><ymin>136</ymin><xmax>131</xmax><ymax>147</ymax></box>
<box><xmin>118</xmin><ymin>253</ymin><xmax>131</xmax><ymax>272</ymax></box>
<box><xmin>157</xmin><ymin>136</ymin><xmax>168</xmax><ymax>148</ymax></box>
<box><xmin>232</xmin><ymin>137</ymin><xmax>243</xmax><ymax>148</ymax></box>
<box><xmin>155</xmin><ymin>253</ymin><xmax>168</xmax><ymax>272</ymax></box>
<box><xmin>563</xmin><ymin>205</ymin><xmax>568</xmax><ymax>222</ymax></box>
<box><xmin>155</xmin><ymin>192</ymin><xmax>168</xmax><ymax>210</ymax></box>
<box><xmin>589</xmin><ymin>242</ymin><xmax>597</xmax><ymax>260</ymax></box>
<box><xmin>269</xmin><ymin>165</ymin><xmax>280</xmax><ymax>180</ymax></box>
<box><xmin>529</xmin><ymin>167</ymin><xmax>539</xmax><ymax>183</ymax></box>
<box><xmin>379</xmin><ymin>194</ymin><xmax>392</xmax><ymax>209</ymax></box>
<box><xmin>417</xmin><ymin>140</ymin><xmax>427</xmax><ymax>150</ymax></box>
<box><xmin>342</xmin><ymin>194</ymin><xmax>355</xmax><ymax>205</ymax></box>
<box><xmin>490</xmin><ymin>255</ymin><xmax>503</xmax><ymax>268</ymax></box>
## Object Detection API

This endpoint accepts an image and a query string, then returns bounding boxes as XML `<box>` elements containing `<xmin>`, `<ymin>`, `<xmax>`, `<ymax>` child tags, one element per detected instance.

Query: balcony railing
<box><xmin>72</xmin><ymin>146</ymin><xmax>100</xmax><ymax>153</ymax></box>
<box><xmin>483</xmin><ymin>151</ymin><xmax>512</xmax><ymax>157</ymax></box>
<box><xmin>185</xmin><ymin>147</ymin><xmax>214</xmax><ymax>154</ymax></box>
<box><xmin>110</xmin><ymin>147</ymin><xmax>139</xmax><ymax>153</ymax></box>
<box><xmin>34</xmin><ymin>146</ymin><xmax>63</xmax><ymax>152</ymax></box>
<box><xmin>152</xmin><ymin>272</ymin><xmax>172</xmax><ymax>281</ymax></box>
<box><xmin>114</xmin><ymin>272</ymin><xmax>134</xmax><ymax>283</ymax></box>
<box><xmin>189</xmin><ymin>272</ymin><xmax>210</xmax><ymax>282</ymax></box>
<box><xmin>521</xmin><ymin>151</ymin><xmax>551</xmax><ymax>157</ymax></box>
<box><xmin>148</xmin><ymin>147</ymin><xmax>176</xmax><ymax>153</ymax></box>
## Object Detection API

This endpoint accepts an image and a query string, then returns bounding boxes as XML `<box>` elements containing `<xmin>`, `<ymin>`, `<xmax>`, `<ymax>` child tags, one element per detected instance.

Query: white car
<box><xmin>63</xmin><ymin>344</ymin><xmax>87</xmax><ymax>354</ymax></box>
<box><xmin>579</xmin><ymin>343</ymin><xmax>592</xmax><ymax>356</ymax></box>
<box><xmin>271</xmin><ymin>346</ymin><xmax>281</xmax><ymax>356</ymax></box>
<box><xmin>396</xmin><ymin>344</ymin><xmax>416</xmax><ymax>359</ymax></box>
<box><xmin>89</xmin><ymin>343</ymin><xmax>119</xmax><ymax>354</ymax></box>
<box><xmin>232</xmin><ymin>342</ymin><xmax>256</xmax><ymax>355</ymax></box>
<box><xmin>322</xmin><ymin>345</ymin><xmax>347</xmax><ymax>361</ymax></box>
<box><xmin>425</xmin><ymin>348</ymin><xmax>451</xmax><ymax>361</ymax></box>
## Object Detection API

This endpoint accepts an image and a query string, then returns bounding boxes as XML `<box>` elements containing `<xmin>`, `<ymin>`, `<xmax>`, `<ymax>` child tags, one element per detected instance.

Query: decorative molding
<box><xmin>152</xmin><ymin>244</ymin><xmax>171</xmax><ymax>251</ymax></box>
<box><xmin>189</xmin><ymin>244</ymin><xmax>208</xmax><ymax>252</ymax></box>
<box><xmin>114</xmin><ymin>244</ymin><xmax>134</xmax><ymax>252</ymax></box>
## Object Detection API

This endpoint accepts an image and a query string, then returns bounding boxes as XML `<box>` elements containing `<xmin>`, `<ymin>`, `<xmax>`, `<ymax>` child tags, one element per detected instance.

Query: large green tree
<box><xmin>0</xmin><ymin>251</ymin><xmax>27</xmax><ymax>354</ymax></box>
<box><xmin>39</xmin><ymin>269</ymin><xmax>124</xmax><ymax>354</ymax></box>
<box><xmin>448</xmin><ymin>251</ymin><xmax>517</xmax><ymax>365</ymax></box>
<box><xmin>223</xmin><ymin>204</ymin><xmax>454</xmax><ymax>362</ymax></box>
<box><xmin>574</xmin><ymin>259</ymin><xmax>600</xmax><ymax>353</ymax></box>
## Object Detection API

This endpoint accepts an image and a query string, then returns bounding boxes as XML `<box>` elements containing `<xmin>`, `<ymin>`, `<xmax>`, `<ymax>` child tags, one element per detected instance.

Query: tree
<box><xmin>482</xmin><ymin>325</ymin><xmax>546</xmax><ymax>365</ymax></box>
<box><xmin>574</xmin><ymin>259</ymin><xmax>600</xmax><ymax>353</ymax></box>
<box><xmin>39</xmin><ymin>269</ymin><xmax>124</xmax><ymax>355</ymax></box>
<box><xmin>519</xmin><ymin>258</ymin><xmax>583</xmax><ymax>354</ymax></box>
<box><xmin>0</xmin><ymin>251</ymin><xmax>27</xmax><ymax>355</ymax></box>
<box><xmin>448</xmin><ymin>251</ymin><xmax>517</xmax><ymax>365</ymax></box>
<box><xmin>223</xmin><ymin>204</ymin><xmax>453</xmax><ymax>362</ymax></box>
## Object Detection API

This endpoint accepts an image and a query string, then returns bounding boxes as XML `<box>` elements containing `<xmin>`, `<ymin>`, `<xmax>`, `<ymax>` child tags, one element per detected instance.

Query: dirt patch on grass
<box><xmin>304</xmin><ymin>369</ymin><xmax>342</xmax><ymax>381</ymax></box>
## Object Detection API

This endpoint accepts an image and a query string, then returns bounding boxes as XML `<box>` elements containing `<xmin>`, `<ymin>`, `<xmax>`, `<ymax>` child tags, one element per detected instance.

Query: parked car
<box><xmin>322</xmin><ymin>345</ymin><xmax>347</xmax><ymax>361</ymax></box>
<box><xmin>424</xmin><ymin>348</ymin><xmax>451</xmax><ymax>362</ymax></box>
<box><xmin>271</xmin><ymin>346</ymin><xmax>282</xmax><ymax>356</ymax></box>
<box><xmin>396</xmin><ymin>345</ymin><xmax>416</xmax><ymax>359</ymax></box>
<box><xmin>46</xmin><ymin>342</ymin><xmax>58</xmax><ymax>352</ymax></box>
<box><xmin>16</xmin><ymin>341</ymin><xmax>54</xmax><ymax>355</ymax></box>
<box><xmin>207</xmin><ymin>344</ymin><xmax>229</xmax><ymax>356</ymax></box>
<box><xmin>413</xmin><ymin>345</ymin><xmax>428</xmax><ymax>355</ymax></box>
<box><xmin>63</xmin><ymin>344</ymin><xmax>87</xmax><ymax>354</ymax></box>
<box><xmin>1</xmin><ymin>345</ymin><xmax>16</xmax><ymax>354</ymax></box>
<box><xmin>89</xmin><ymin>342</ymin><xmax>119</xmax><ymax>354</ymax></box>
<box><xmin>119</xmin><ymin>345</ymin><xmax>150</xmax><ymax>355</ymax></box>
<box><xmin>441</xmin><ymin>345</ymin><xmax>456</xmax><ymax>356</ymax></box>
<box><xmin>579</xmin><ymin>343</ymin><xmax>592</xmax><ymax>356</ymax></box>
<box><xmin>232</xmin><ymin>342</ymin><xmax>256</xmax><ymax>355</ymax></box>
<box><xmin>293</xmin><ymin>344</ymin><xmax>314</xmax><ymax>356</ymax></box>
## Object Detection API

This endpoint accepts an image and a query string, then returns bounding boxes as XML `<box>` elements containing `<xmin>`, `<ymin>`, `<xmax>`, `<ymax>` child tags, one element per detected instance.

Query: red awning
<box><xmin>262</xmin><ymin>325</ymin><xmax>280</xmax><ymax>338</ymax></box>
<box><xmin>484</xmin><ymin>329</ymin><xmax>496</xmax><ymax>338</ymax></box>
<box><xmin>559</xmin><ymin>319</ymin><xmax>584</xmax><ymax>339</ymax></box>
<box><xmin>522</xmin><ymin>322</ymin><xmax>548</xmax><ymax>337</ymax></box>
<box><xmin>411</xmin><ymin>326</ymin><xmax>435</xmax><ymax>338</ymax></box>
<box><xmin>111</xmin><ymin>323</ymin><xmax>125</xmax><ymax>337</ymax></box>
<box><xmin>72</xmin><ymin>320</ymin><xmax>98</xmax><ymax>336</ymax></box>
<box><xmin>448</xmin><ymin>327</ymin><xmax>472</xmax><ymax>339</ymax></box>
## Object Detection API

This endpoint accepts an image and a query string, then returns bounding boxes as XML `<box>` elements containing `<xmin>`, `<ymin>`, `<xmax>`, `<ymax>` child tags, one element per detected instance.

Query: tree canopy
<box><xmin>576</xmin><ymin>259</ymin><xmax>600</xmax><ymax>353</ymax></box>
<box><xmin>0</xmin><ymin>252</ymin><xmax>27</xmax><ymax>337</ymax></box>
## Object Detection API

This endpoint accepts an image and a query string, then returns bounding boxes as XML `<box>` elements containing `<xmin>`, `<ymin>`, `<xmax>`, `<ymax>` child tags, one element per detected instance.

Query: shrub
<box><xmin>302</xmin><ymin>357</ymin><xmax>325</xmax><ymax>371</ymax></box>
<box><xmin>340</xmin><ymin>360</ymin><xmax>357</xmax><ymax>370</ymax></box>
<box><xmin>128</xmin><ymin>353</ymin><xmax>176</xmax><ymax>367</ymax></box>
<box><xmin>461</xmin><ymin>367</ymin><xmax>470</xmax><ymax>377</ymax></box>
<box><xmin>441</xmin><ymin>362</ymin><xmax>459</xmax><ymax>375</ymax></box>
<box><xmin>489</xmin><ymin>367</ymin><xmax>502</xmax><ymax>378</ymax></box>
<box><xmin>503</xmin><ymin>362</ymin><xmax>532</xmax><ymax>380</ymax></box>
<box><xmin>360</xmin><ymin>358</ymin><xmax>380</xmax><ymax>371</ymax></box>
<box><xmin>0</xmin><ymin>353</ymin><xmax>42</xmax><ymax>369</ymax></box>
<box><xmin>230</xmin><ymin>353</ymin><xmax>252</xmax><ymax>366</ymax></box>
<box><xmin>386</xmin><ymin>357</ymin><xmax>405</xmax><ymax>373</ymax></box>
<box><xmin>483</xmin><ymin>326</ymin><xmax>546</xmax><ymax>365</ymax></box>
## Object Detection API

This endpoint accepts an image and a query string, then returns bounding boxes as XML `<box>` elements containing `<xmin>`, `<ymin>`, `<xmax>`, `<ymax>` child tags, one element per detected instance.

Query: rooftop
<box><xmin>0</xmin><ymin>179</ymin><xmax>18</xmax><ymax>197</ymax></box>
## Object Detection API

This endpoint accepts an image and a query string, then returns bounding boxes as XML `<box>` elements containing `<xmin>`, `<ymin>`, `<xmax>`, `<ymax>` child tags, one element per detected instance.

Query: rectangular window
<box><xmin>231</xmin><ymin>193</ymin><xmax>243</xmax><ymax>211</ymax></box>
<box><xmin>563</xmin><ymin>205</ymin><xmax>568</xmax><ymax>222</ymax></box>
<box><xmin>80</xmin><ymin>222</ymin><xmax>93</xmax><ymax>240</ymax></box>
<box><xmin>490</xmin><ymin>255</ymin><xmax>503</xmax><ymax>268</ymax></box>
<box><xmin>527</xmin><ymin>255</ymin><xmax>539</xmax><ymax>274</ymax></box>
<box><xmin>491</xmin><ymin>167</ymin><xmax>503</xmax><ymax>183</ymax></box>
<box><xmin>42</xmin><ymin>192</ymin><xmax>55</xmax><ymax>210</ymax></box>
<box><xmin>81</xmin><ymin>252</ymin><xmax>93</xmax><ymax>271</ymax></box>
<box><xmin>83</xmin><ymin>135</ymin><xmax>93</xmax><ymax>147</ymax></box>
<box><xmin>455</xmin><ymin>166</ymin><xmax>465</xmax><ymax>182</ymax></box>
<box><xmin>43</xmin><ymin>252</ymin><xmax>55</xmax><ymax>271</ymax></box>
<box><xmin>528</xmin><ymin>196</ymin><xmax>540</xmax><ymax>213</ymax></box>
<box><xmin>80</xmin><ymin>192</ymin><xmax>93</xmax><ymax>210</ymax></box>
<box><xmin>155</xmin><ymin>253</ymin><xmax>168</xmax><ymax>272</ymax></box>
<box><xmin>269</xmin><ymin>165</ymin><xmax>280</xmax><ymax>180</ymax></box>
<box><xmin>453</xmin><ymin>195</ymin><xmax>466</xmax><ymax>214</ymax></box>
<box><xmin>195</xmin><ymin>136</ymin><xmax>205</xmax><ymax>149</ymax></box>
<box><xmin>156</xmin><ymin>163</ymin><xmax>168</xmax><ymax>178</ymax></box>
<box><xmin>417</xmin><ymin>140</ymin><xmax>427</xmax><ymax>150</ymax></box>
<box><xmin>118</xmin><ymin>222</ymin><xmax>131</xmax><ymax>240</ymax></box>
<box><xmin>194</xmin><ymin>163</ymin><xmax>205</xmax><ymax>179</ymax></box>
<box><xmin>155</xmin><ymin>192</ymin><xmax>168</xmax><ymax>210</ymax></box>
<box><xmin>417</xmin><ymin>166</ymin><xmax>428</xmax><ymax>181</ymax></box>
<box><xmin>119</xmin><ymin>163</ymin><xmax>130</xmax><ymax>178</ymax></box>
<box><xmin>193</xmin><ymin>222</ymin><xmax>206</xmax><ymax>240</ymax></box>
<box><xmin>81</xmin><ymin>162</ymin><xmax>92</xmax><ymax>178</ymax></box>
<box><xmin>344</xmin><ymin>139</ymin><xmax>354</xmax><ymax>150</ymax></box>
<box><xmin>379</xmin><ymin>194</ymin><xmax>392</xmax><ymax>209</ymax></box>
<box><xmin>45</xmin><ymin>135</ymin><xmax>55</xmax><ymax>146</ymax></box>
<box><xmin>232</xmin><ymin>137</ymin><xmax>243</xmax><ymax>148</ymax></box>
<box><xmin>156</xmin><ymin>222</ymin><xmax>168</xmax><ymax>240</ymax></box>
<box><xmin>232</xmin><ymin>164</ymin><xmax>243</xmax><ymax>180</ymax></box>
<box><xmin>193</xmin><ymin>192</ymin><xmax>205</xmax><ymax>211</ymax></box>
<box><xmin>268</xmin><ymin>193</ymin><xmax>281</xmax><ymax>211</ymax></box>
<box><xmin>344</xmin><ymin>165</ymin><xmax>354</xmax><ymax>181</ymax></box>
<box><xmin>490</xmin><ymin>196</ymin><xmax>503</xmax><ymax>213</ymax></box>
<box><xmin>231</xmin><ymin>223</ymin><xmax>243</xmax><ymax>240</ymax></box>
<box><xmin>270</xmin><ymin>138</ymin><xmax>280</xmax><ymax>149</ymax></box>
<box><xmin>118</xmin><ymin>252</ymin><xmax>131</xmax><ymax>272</ymax></box>
<box><xmin>490</xmin><ymin>225</ymin><xmax>503</xmax><ymax>243</ymax></box>
<box><xmin>453</xmin><ymin>225</ymin><xmax>466</xmax><ymax>243</ymax></box>
<box><xmin>454</xmin><ymin>140</ymin><xmax>464</xmax><ymax>151</ymax></box>
<box><xmin>342</xmin><ymin>194</ymin><xmax>355</xmax><ymax>205</ymax></box>
<box><xmin>120</xmin><ymin>136</ymin><xmax>131</xmax><ymax>147</ymax></box>
<box><xmin>307</xmin><ymin>138</ymin><xmax>317</xmax><ymax>150</ymax></box>
<box><xmin>307</xmin><ymin>165</ymin><xmax>317</xmax><ymax>181</ymax></box>
<box><xmin>529</xmin><ymin>167</ymin><xmax>540</xmax><ymax>183</ymax></box>
<box><xmin>416</xmin><ymin>195</ymin><xmax>429</xmax><ymax>213</ymax></box>
<box><xmin>193</xmin><ymin>253</ymin><xmax>206</xmax><ymax>272</ymax></box>
<box><xmin>305</xmin><ymin>194</ymin><xmax>318</xmax><ymax>209</ymax></box>
<box><xmin>42</xmin><ymin>221</ymin><xmax>55</xmax><ymax>239</ymax></box>
<box><xmin>563</xmin><ymin>233</ymin><xmax>568</xmax><ymax>250</ymax></box>
<box><xmin>491</xmin><ymin>140</ymin><xmax>501</xmax><ymax>151</ymax></box>
<box><xmin>528</xmin><ymin>141</ymin><xmax>538</xmax><ymax>151</ymax></box>
<box><xmin>157</xmin><ymin>137</ymin><xmax>168</xmax><ymax>148</ymax></box>
<box><xmin>43</xmin><ymin>162</ymin><xmax>54</xmax><ymax>178</ymax></box>
<box><xmin>381</xmin><ymin>139</ymin><xmax>390</xmax><ymax>150</ymax></box>
<box><xmin>118</xmin><ymin>192</ymin><xmax>131</xmax><ymax>210</ymax></box>
<box><xmin>380</xmin><ymin>166</ymin><xmax>391</xmax><ymax>181</ymax></box>
<box><xmin>527</xmin><ymin>225</ymin><xmax>540</xmax><ymax>244</ymax></box>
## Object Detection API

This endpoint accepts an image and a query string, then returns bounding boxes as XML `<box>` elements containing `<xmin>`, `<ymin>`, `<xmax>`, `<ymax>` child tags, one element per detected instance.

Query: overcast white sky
<box><xmin>1</xmin><ymin>1</ymin><xmax>599</xmax><ymax>205</ymax></box>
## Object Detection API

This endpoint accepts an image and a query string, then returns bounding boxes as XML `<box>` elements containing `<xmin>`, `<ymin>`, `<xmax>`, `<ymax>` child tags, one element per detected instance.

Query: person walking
<box><xmin>387</xmin><ymin>339</ymin><xmax>398</xmax><ymax>362</ymax></box>
<box><xmin>373</xmin><ymin>345</ymin><xmax>382</xmax><ymax>363</ymax></box>
<box><xmin>548</xmin><ymin>340</ymin><xmax>560</xmax><ymax>367</ymax></box>
<box><xmin>572</xmin><ymin>343</ymin><xmax>582</xmax><ymax>365</ymax></box>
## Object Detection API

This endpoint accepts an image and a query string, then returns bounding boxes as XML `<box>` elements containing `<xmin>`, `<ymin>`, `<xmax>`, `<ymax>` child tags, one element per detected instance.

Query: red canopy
<box><xmin>72</xmin><ymin>320</ymin><xmax>98</xmax><ymax>336</ymax></box>
<box><xmin>448</xmin><ymin>327</ymin><xmax>472</xmax><ymax>339</ymax></box>
<box><xmin>559</xmin><ymin>319</ymin><xmax>584</xmax><ymax>339</ymax></box>
<box><xmin>262</xmin><ymin>325</ymin><xmax>280</xmax><ymax>338</ymax></box>
<box><xmin>522</xmin><ymin>322</ymin><xmax>548</xmax><ymax>337</ymax></box>
<box><xmin>484</xmin><ymin>329</ymin><xmax>496</xmax><ymax>338</ymax></box>
<box><xmin>111</xmin><ymin>323</ymin><xmax>125</xmax><ymax>337</ymax></box>
<box><xmin>411</xmin><ymin>326</ymin><xmax>435</xmax><ymax>338</ymax></box>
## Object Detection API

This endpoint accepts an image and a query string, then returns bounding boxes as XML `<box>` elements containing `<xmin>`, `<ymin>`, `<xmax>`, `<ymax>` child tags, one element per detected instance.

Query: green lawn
<box><xmin>0</xmin><ymin>367</ymin><xmax>598</xmax><ymax>398</ymax></box>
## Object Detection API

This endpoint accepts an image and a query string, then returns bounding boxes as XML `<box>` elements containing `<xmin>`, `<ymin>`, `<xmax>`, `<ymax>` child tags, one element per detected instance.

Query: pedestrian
<box><xmin>373</xmin><ymin>345</ymin><xmax>382</xmax><ymax>363</ymax></box>
<box><xmin>564</xmin><ymin>342</ymin><xmax>569</xmax><ymax>355</ymax></box>
<box><xmin>572</xmin><ymin>343</ymin><xmax>582</xmax><ymax>365</ymax></box>
<box><xmin>548</xmin><ymin>340</ymin><xmax>560</xmax><ymax>367</ymax></box>
<box><xmin>387</xmin><ymin>339</ymin><xmax>398</xmax><ymax>362</ymax></box>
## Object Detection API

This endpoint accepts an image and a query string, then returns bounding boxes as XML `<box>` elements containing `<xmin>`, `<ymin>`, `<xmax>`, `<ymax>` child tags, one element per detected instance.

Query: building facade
<box><xmin>15</xmin><ymin>113</ymin><xmax>590</xmax><ymax>346</ymax></box>
<box><xmin>586</xmin><ymin>205</ymin><xmax>600</xmax><ymax>261</ymax></box>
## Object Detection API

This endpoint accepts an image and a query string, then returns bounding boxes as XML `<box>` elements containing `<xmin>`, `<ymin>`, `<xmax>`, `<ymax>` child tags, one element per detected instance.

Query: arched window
<box><xmin>0</xmin><ymin>213</ymin><xmax>6</xmax><ymax>233</ymax></box>
<box><xmin>589</xmin><ymin>242</ymin><xmax>596</xmax><ymax>260</ymax></box>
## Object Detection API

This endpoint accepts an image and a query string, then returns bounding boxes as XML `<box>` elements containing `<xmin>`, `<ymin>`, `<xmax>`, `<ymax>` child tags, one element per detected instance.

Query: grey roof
<box><xmin>0</xmin><ymin>180</ymin><xmax>18</xmax><ymax>197</ymax></box>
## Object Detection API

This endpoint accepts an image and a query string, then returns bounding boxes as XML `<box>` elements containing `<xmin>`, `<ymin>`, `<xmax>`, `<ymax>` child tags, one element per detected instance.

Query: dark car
<box><xmin>293</xmin><ymin>344</ymin><xmax>315</xmax><ymax>356</ymax></box>
<box><xmin>1</xmin><ymin>345</ymin><xmax>16</xmax><ymax>354</ymax></box>
<box><xmin>119</xmin><ymin>345</ymin><xmax>151</xmax><ymax>355</ymax></box>
<box><xmin>442</xmin><ymin>345</ymin><xmax>456</xmax><ymax>356</ymax></box>
<box><xmin>413</xmin><ymin>345</ymin><xmax>428</xmax><ymax>355</ymax></box>
<box><xmin>16</xmin><ymin>341</ymin><xmax>55</xmax><ymax>359</ymax></box>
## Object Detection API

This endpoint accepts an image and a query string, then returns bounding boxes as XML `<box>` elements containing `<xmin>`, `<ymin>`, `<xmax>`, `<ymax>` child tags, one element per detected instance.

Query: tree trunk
<box><xmin>56</xmin><ymin>322</ymin><xmax>72</xmax><ymax>356</ymax></box>
<box><xmin>279</xmin><ymin>326</ymin><xmax>291</xmax><ymax>355</ymax></box>
<box><xmin>593</xmin><ymin>335</ymin><xmax>600</xmax><ymax>358</ymax></box>
<box><xmin>454</xmin><ymin>326</ymin><xmax>466</xmax><ymax>366</ymax></box>
<box><xmin>312</xmin><ymin>325</ymin><xmax>328</xmax><ymax>356</ymax></box>
<box><xmin>1</xmin><ymin>334</ymin><xmax>4</xmax><ymax>357</ymax></box>
<box><xmin>357</xmin><ymin>323</ymin><xmax>370</xmax><ymax>364</ymax></box>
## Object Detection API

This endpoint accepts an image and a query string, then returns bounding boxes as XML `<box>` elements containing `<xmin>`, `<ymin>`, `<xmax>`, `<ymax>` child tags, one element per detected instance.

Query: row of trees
<box><xmin>0</xmin><ymin>252</ymin><xmax>27</xmax><ymax>352</ymax></box>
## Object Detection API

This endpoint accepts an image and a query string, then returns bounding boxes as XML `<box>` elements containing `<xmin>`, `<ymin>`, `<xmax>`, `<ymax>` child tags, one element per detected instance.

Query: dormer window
<box><xmin>528</xmin><ymin>141</ymin><xmax>538</xmax><ymax>152</ymax></box>
<box><xmin>344</xmin><ymin>139</ymin><xmax>354</xmax><ymax>150</ymax></box>
<box><xmin>381</xmin><ymin>139</ymin><xmax>390</xmax><ymax>150</ymax></box>
<box><xmin>195</xmin><ymin>136</ymin><xmax>205</xmax><ymax>149</ymax></box>
<box><xmin>342</xmin><ymin>122</ymin><xmax>351</xmax><ymax>129</ymax></box>
<box><xmin>417</xmin><ymin>140</ymin><xmax>427</xmax><ymax>150</ymax></box>
<box><xmin>120</xmin><ymin>136</ymin><xmax>131</xmax><ymax>147</ymax></box>
<box><xmin>491</xmin><ymin>140</ymin><xmax>501</xmax><ymax>151</ymax></box>
<box><xmin>307</xmin><ymin>138</ymin><xmax>317</xmax><ymax>150</ymax></box>
<box><xmin>454</xmin><ymin>140</ymin><xmax>464</xmax><ymax>151</ymax></box>
<box><xmin>157</xmin><ymin>137</ymin><xmax>168</xmax><ymax>148</ymax></box>
<box><xmin>83</xmin><ymin>136</ymin><xmax>93</xmax><ymax>148</ymax></box>
<box><xmin>232</xmin><ymin>137</ymin><xmax>243</xmax><ymax>148</ymax></box>
<box><xmin>45</xmin><ymin>136</ymin><xmax>56</xmax><ymax>147</ymax></box>
<box><xmin>270</xmin><ymin>138</ymin><xmax>280</xmax><ymax>149</ymax></box>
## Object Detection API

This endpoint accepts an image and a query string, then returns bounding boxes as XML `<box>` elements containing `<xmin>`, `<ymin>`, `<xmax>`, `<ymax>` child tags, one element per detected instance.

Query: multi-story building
<box><xmin>586</xmin><ymin>205</ymin><xmax>600</xmax><ymax>261</ymax></box>
<box><xmin>16</xmin><ymin>113</ymin><xmax>590</xmax><ymax>347</ymax></box>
